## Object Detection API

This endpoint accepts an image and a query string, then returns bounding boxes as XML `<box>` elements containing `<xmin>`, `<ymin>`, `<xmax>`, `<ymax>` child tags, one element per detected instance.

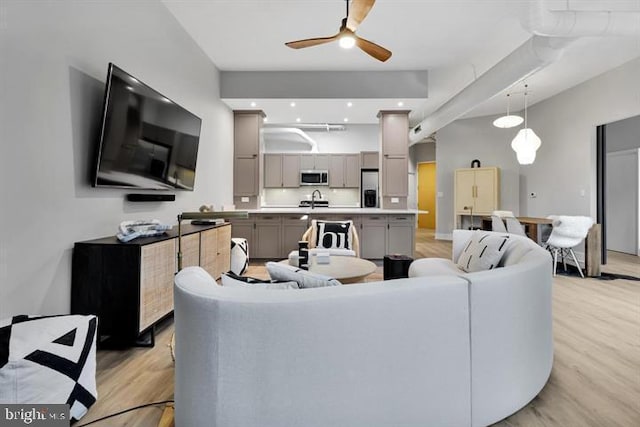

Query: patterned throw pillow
<box><xmin>456</xmin><ymin>232</ymin><xmax>510</xmax><ymax>273</ymax></box>
<box><xmin>0</xmin><ymin>315</ymin><xmax>98</xmax><ymax>421</ymax></box>
<box><xmin>221</xmin><ymin>271</ymin><xmax>299</xmax><ymax>289</ymax></box>
<box><xmin>313</xmin><ymin>220</ymin><xmax>352</xmax><ymax>250</ymax></box>
<box><xmin>265</xmin><ymin>262</ymin><xmax>342</xmax><ymax>288</ymax></box>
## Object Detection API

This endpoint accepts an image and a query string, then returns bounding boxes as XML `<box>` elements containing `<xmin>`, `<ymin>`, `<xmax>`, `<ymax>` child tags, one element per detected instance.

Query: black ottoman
<box><xmin>383</xmin><ymin>254</ymin><xmax>414</xmax><ymax>280</ymax></box>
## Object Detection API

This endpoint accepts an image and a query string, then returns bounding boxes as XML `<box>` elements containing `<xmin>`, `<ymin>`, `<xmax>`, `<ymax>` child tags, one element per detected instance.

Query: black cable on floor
<box><xmin>74</xmin><ymin>400</ymin><xmax>175</xmax><ymax>426</ymax></box>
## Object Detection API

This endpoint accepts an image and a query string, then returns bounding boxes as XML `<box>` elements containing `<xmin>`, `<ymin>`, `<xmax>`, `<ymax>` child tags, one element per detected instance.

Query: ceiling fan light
<box><xmin>339</xmin><ymin>34</ymin><xmax>356</xmax><ymax>49</ymax></box>
<box><xmin>493</xmin><ymin>115</ymin><xmax>523</xmax><ymax>128</ymax></box>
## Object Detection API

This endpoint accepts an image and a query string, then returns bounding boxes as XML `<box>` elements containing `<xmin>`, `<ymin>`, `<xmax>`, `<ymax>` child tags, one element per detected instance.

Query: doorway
<box><xmin>418</xmin><ymin>162</ymin><xmax>436</xmax><ymax>229</ymax></box>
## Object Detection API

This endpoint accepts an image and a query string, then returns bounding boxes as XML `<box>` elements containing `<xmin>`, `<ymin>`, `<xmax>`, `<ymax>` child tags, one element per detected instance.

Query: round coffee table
<box><xmin>279</xmin><ymin>256</ymin><xmax>377</xmax><ymax>284</ymax></box>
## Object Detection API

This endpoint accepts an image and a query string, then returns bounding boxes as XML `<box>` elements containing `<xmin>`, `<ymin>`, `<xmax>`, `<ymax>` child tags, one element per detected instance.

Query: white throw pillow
<box><xmin>266</xmin><ymin>262</ymin><xmax>342</xmax><ymax>288</ymax></box>
<box><xmin>456</xmin><ymin>232</ymin><xmax>510</xmax><ymax>272</ymax></box>
<box><xmin>221</xmin><ymin>272</ymin><xmax>299</xmax><ymax>290</ymax></box>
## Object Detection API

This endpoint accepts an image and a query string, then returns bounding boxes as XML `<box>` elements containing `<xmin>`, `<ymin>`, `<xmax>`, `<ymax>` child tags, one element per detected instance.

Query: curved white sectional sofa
<box><xmin>174</xmin><ymin>230</ymin><xmax>553</xmax><ymax>427</ymax></box>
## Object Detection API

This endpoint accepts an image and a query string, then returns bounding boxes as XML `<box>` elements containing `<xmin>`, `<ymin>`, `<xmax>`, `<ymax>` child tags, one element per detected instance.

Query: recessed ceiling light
<box><xmin>296</xmin><ymin>117</ymin><xmax>301</xmax><ymax>122</ymax></box>
<box><xmin>347</xmin><ymin>102</ymin><xmax>353</xmax><ymax>107</ymax></box>
<box><xmin>397</xmin><ymin>101</ymin><xmax>404</xmax><ymax>107</ymax></box>
<box><xmin>290</xmin><ymin>102</ymin><xmax>296</xmax><ymax>107</ymax></box>
<box><xmin>250</xmin><ymin>101</ymin><xmax>257</xmax><ymax>107</ymax></box>
<box><xmin>343</xmin><ymin>118</ymin><xmax>349</xmax><ymax>122</ymax></box>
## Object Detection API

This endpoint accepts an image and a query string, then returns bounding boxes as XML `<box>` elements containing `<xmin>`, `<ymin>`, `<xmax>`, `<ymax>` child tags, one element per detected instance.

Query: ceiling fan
<box><xmin>285</xmin><ymin>0</ymin><xmax>392</xmax><ymax>62</ymax></box>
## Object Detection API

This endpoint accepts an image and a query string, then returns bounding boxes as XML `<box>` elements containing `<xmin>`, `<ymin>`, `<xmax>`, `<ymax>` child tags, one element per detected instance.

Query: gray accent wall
<box><xmin>0</xmin><ymin>1</ymin><xmax>232</xmax><ymax>317</ymax></box>
<box><xmin>435</xmin><ymin>116</ymin><xmax>521</xmax><ymax>238</ymax></box>
<box><xmin>520</xmin><ymin>57</ymin><xmax>640</xmax><ymax>218</ymax></box>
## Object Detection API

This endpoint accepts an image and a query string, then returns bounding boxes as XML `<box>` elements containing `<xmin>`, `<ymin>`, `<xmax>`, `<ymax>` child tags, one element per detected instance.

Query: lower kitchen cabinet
<box><xmin>254</xmin><ymin>215</ymin><xmax>282</xmax><ymax>259</ymax></box>
<box><xmin>282</xmin><ymin>215</ymin><xmax>309</xmax><ymax>258</ymax></box>
<box><xmin>387</xmin><ymin>215</ymin><xmax>415</xmax><ymax>256</ymax></box>
<box><xmin>360</xmin><ymin>216</ymin><xmax>388</xmax><ymax>259</ymax></box>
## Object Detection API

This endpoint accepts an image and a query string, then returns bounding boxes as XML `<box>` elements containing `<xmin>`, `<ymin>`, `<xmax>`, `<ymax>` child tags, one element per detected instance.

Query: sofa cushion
<box><xmin>499</xmin><ymin>239</ymin><xmax>534</xmax><ymax>267</ymax></box>
<box><xmin>0</xmin><ymin>315</ymin><xmax>97</xmax><ymax>421</ymax></box>
<box><xmin>221</xmin><ymin>271</ymin><xmax>299</xmax><ymax>290</ymax></box>
<box><xmin>456</xmin><ymin>232</ymin><xmax>510</xmax><ymax>272</ymax></box>
<box><xmin>408</xmin><ymin>258</ymin><xmax>463</xmax><ymax>277</ymax></box>
<box><xmin>312</xmin><ymin>220</ymin><xmax>353</xmax><ymax>251</ymax></box>
<box><xmin>266</xmin><ymin>262</ymin><xmax>342</xmax><ymax>288</ymax></box>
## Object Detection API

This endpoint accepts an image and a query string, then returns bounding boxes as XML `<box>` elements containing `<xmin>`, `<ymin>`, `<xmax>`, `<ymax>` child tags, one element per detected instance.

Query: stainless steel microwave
<box><xmin>300</xmin><ymin>170</ymin><xmax>329</xmax><ymax>186</ymax></box>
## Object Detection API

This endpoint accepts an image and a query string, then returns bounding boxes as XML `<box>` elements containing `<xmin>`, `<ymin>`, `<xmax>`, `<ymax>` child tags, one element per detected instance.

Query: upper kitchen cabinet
<box><xmin>378</xmin><ymin>111</ymin><xmax>409</xmax><ymax>209</ymax></box>
<box><xmin>329</xmin><ymin>154</ymin><xmax>360</xmax><ymax>188</ymax></box>
<box><xmin>233</xmin><ymin>110</ymin><xmax>264</xmax><ymax>209</ymax></box>
<box><xmin>361</xmin><ymin>151</ymin><xmax>380</xmax><ymax>169</ymax></box>
<box><xmin>264</xmin><ymin>154</ymin><xmax>300</xmax><ymax>188</ymax></box>
<box><xmin>300</xmin><ymin>154</ymin><xmax>330</xmax><ymax>171</ymax></box>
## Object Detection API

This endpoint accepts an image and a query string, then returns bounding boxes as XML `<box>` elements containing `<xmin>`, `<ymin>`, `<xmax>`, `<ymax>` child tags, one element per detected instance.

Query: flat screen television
<box><xmin>93</xmin><ymin>63</ymin><xmax>202</xmax><ymax>191</ymax></box>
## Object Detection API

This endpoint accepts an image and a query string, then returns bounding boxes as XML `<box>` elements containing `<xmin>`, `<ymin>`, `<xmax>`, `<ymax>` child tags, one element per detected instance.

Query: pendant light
<box><xmin>511</xmin><ymin>85</ymin><xmax>541</xmax><ymax>165</ymax></box>
<box><xmin>493</xmin><ymin>93</ymin><xmax>523</xmax><ymax>128</ymax></box>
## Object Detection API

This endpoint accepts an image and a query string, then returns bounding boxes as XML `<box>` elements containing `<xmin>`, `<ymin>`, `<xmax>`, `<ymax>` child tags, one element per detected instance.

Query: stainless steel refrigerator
<box><xmin>361</xmin><ymin>169</ymin><xmax>379</xmax><ymax>208</ymax></box>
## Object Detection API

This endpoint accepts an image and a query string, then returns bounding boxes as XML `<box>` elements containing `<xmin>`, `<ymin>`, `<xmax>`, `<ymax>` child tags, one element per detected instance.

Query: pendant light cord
<box><xmin>524</xmin><ymin>84</ymin><xmax>528</xmax><ymax>129</ymax></box>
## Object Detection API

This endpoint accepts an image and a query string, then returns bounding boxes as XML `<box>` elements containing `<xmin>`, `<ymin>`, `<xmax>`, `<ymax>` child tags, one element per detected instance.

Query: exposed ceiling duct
<box><xmin>261</xmin><ymin>127</ymin><xmax>319</xmax><ymax>152</ymax></box>
<box><xmin>409</xmin><ymin>0</ymin><xmax>640</xmax><ymax>145</ymax></box>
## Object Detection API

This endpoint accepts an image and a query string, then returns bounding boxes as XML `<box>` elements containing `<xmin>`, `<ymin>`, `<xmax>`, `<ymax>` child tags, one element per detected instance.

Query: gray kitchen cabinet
<box><xmin>329</xmin><ymin>155</ymin><xmax>345</xmax><ymax>188</ymax></box>
<box><xmin>264</xmin><ymin>154</ymin><xmax>300</xmax><ymax>188</ymax></box>
<box><xmin>254</xmin><ymin>215</ymin><xmax>282</xmax><ymax>259</ymax></box>
<box><xmin>233</xmin><ymin>111</ymin><xmax>264</xmax><ymax>208</ymax></box>
<box><xmin>359</xmin><ymin>215</ymin><xmax>387</xmax><ymax>259</ymax></box>
<box><xmin>361</xmin><ymin>151</ymin><xmax>379</xmax><ymax>169</ymax></box>
<box><xmin>282</xmin><ymin>155</ymin><xmax>301</xmax><ymax>187</ymax></box>
<box><xmin>379</xmin><ymin>111</ymin><xmax>409</xmax><ymax>208</ymax></box>
<box><xmin>383</xmin><ymin>156</ymin><xmax>409</xmax><ymax>196</ymax></box>
<box><xmin>282</xmin><ymin>215</ymin><xmax>309</xmax><ymax>258</ymax></box>
<box><xmin>387</xmin><ymin>215</ymin><xmax>415</xmax><ymax>256</ymax></box>
<box><xmin>234</xmin><ymin>157</ymin><xmax>259</xmax><ymax>196</ymax></box>
<box><xmin>264</xmin><ymin>154</ymin><xmax>283</xmax><ymax>188</ymax></box>
<box><xmin>344</xmin><ymin>154</ymin><xmax>360</xmax><ymax>187</ymax></box>
<box><xmin>300</xmin><ymin>154</ymin><xmax>330</xmax><ymax>171</ymax></box>
<box><xmin>329</xmin><ymin>154</ymin><xmax>359</xmax><ymax>188</ymax></box>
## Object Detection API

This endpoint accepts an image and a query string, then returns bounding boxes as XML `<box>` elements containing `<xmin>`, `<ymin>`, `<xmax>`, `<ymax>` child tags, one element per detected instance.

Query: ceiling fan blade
<box><xmin>355</xmin><ymin>35</ymin><xmax>392</xmax><ymax>62</ymax></box>
<box><xmin>346</xmin><ymin>0</ymin><xmax>376</xmax><ymax>31</ymax></box>
<box><xmin>285</xmin><ymin>34</ymin><xmax>339</xmax><ymax>49</ymax></box>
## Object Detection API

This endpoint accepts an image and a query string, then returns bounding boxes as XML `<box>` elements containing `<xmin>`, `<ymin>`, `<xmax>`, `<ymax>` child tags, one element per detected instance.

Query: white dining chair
<box><xmin>544</xmin><ymin>215</ymin><xmax>594</xmax><ymax>278</ymax></box>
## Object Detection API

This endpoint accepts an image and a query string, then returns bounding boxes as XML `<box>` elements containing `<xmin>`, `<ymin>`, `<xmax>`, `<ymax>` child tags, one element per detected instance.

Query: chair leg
<box><xmin>552</xmin><ymin>248</ymin><xmax>558</xmax><ymax>276</ymax></box>
<box><xmin>569</xmin><ymin>249</ymin><xmax>584</xmax><ymax>278</ymax></box>
<box><xmin>561</xmin><ymin>249</ymin><xmax>567</xmax><ymax>272</ymax></box>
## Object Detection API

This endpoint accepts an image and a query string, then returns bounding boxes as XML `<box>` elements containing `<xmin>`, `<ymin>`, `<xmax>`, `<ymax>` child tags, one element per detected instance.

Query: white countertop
<box><xmin>246</xmin><ymin>207</ymin><xmax>425</xmax><ymax>215</ymax></box>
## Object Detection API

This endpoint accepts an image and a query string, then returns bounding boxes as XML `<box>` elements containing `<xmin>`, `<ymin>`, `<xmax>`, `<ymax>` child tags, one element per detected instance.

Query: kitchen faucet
<box><xmin>311</xmin><ymin>189</ymin><xmax>322</xmax><ymax>209</ymax></box>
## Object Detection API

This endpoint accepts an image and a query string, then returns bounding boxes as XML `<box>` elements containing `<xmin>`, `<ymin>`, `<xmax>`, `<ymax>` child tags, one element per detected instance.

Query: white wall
<box><xmin>435</xmin><ymin>116</ymin><xmax>521</xmax><ymax>237</ymax></box>
<box><xmin>520</xmin><ymin>57</ymin><xmax>640</xmax><ymax>218</ymax></box>
<box><xmin>0</xmin><ymin>1</ymin><xmax>232</xmax><ymax>317</ymax></box>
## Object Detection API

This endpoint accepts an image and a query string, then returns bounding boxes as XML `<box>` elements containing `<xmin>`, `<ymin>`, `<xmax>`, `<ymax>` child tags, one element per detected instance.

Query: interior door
<box><xmin>418</xmin><ymin>162</ymin><xmax>436</xmax><ymax>229</ymax></box>
<box><xmin>606</xmin><ymin>149</ymin><xmax>639</xmax><ymax>255</ymax></box>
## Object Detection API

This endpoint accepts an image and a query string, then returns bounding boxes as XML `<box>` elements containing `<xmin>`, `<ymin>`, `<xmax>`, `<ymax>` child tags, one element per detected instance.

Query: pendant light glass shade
<box><xmin>493</xmin><ymin>93</ymin><xmax>523</xmax><ymax>128</ymax></box>
<box><xmin>511</xmin><ymin>128</ymin><xmax>541</xmax><ymax>165</ymax></box>
<box><xmin>511</xmin><ymin>85</ymin><xmax>541</xmax><ymax>165</ymax></box>
<box><xmin>493</xmin><ymin>115</ymin><xmax>524</xmax><ymax>128</ymax></box>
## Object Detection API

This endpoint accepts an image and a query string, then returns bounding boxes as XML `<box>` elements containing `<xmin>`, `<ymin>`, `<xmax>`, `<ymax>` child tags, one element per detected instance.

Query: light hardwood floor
<box><xmin>80</xmin><ymin>230</ymin><xmax>640</xmax><ymax>427</ymax></box>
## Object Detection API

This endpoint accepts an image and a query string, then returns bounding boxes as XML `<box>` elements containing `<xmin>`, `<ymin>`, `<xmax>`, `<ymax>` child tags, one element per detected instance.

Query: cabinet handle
<box><xmin>387</xmin><ymin>223</ymin><xmax>390</xmax><ymax>229</ymax></box>
<box><xmin>252</xmin><ymin>154</ymin><xmax>257</xmax><ymax>158</ymax></box>
<box><xmin>253</xmin><ymin>223</ymin><xmax>256</xmax><ymax>229</ymax></box>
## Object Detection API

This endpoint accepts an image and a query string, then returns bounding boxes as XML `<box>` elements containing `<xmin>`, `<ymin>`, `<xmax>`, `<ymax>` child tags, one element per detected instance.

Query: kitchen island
<box><xmin>228</xmin><ymin>207</ymin><xmax>420</xmax><ymax>259</ymax></box>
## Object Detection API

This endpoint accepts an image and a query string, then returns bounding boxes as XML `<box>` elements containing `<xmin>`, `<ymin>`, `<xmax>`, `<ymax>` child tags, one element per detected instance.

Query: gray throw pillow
<box><xmin>265</xmin><ymin>262</ymin><xmax>342</xmax><ymax>288</ymax></box>
<box><xmin>221</xmin><ymin>271</ymin><xmax>299</xmax><ymax>290</ymax></box>
<box><xmin>456</xmin><ymin>232</ymin><xmax>510</xmax><ymax>273</ymax></box>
